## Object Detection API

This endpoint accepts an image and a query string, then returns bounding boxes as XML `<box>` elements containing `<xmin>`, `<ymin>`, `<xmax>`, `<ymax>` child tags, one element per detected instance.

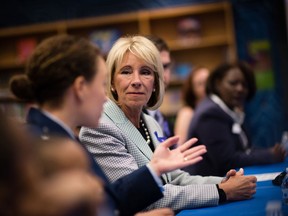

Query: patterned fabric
<box><xmin>80</xmin><ymin>99</ymin><xmax>223</xmax><ymax>212</ymax></box>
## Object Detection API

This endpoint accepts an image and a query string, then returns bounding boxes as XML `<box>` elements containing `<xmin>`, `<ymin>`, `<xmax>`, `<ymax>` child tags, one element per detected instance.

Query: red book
<box><xmin>16</xmin><ymin>38</ymin><xmax>37</xmax><ymax>63</ymax></box>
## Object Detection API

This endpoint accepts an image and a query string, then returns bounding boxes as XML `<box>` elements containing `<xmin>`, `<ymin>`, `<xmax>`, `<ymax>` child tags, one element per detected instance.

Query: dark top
<box><xmin>184</xmin><ymin>97</ymin><xmax>277</xmax><ymax>177</ymax></box>
<box><xmin>26</xmin><ymin>107</ymin><xmax>163</xmax><ymax>216</ymax></box>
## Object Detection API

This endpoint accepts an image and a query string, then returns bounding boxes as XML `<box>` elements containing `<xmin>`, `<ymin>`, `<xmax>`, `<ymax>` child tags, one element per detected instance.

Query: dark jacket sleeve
<box><xmin>111</xmin><ymin>166</ymin><xmax>163</xmax><ymax>216</ymax></box>
<box><xmin>185</xmin><ymin>99</ymin><xmax>276</xmax><ymax>177</ymax></box>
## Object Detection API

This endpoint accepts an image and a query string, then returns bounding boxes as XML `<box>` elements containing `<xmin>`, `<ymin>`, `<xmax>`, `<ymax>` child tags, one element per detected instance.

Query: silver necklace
<box><xmin>140</xmin><ymin>118</ymin><xmax>151</xmax><ymax>145</ymax></box>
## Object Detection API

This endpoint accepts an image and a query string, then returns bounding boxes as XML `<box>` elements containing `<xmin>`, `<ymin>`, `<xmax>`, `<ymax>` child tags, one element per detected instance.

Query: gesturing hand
<box><xmin>219</xmin><ymin>174</ymin><xmax>257</xmax><ymax>201</ymax></box>
<box><xmin>149</xmin><ymin>136</ymin><xmax>207</xmax><ymax>176</ymax></box>
<box><xmin>271</xmin><ymin>143</ymin><xmax>286</xmax><ymax>162</ymax></box>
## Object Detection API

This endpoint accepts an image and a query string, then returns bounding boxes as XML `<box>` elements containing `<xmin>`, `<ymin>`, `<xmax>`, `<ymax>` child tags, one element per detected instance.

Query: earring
<box><xmin>111</xmin><ymin>87</ymin><xmax>115</xmax><ymax>92</ymax></box>
<box><xmin>153</xmin><ymin>88</ymin><xmax>156</xmax><ymax>92</ymax></box>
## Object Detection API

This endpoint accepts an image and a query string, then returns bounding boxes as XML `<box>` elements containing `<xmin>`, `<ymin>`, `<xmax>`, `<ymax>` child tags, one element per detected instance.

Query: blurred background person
<box><xmin>174</xmin><ymin>66</ymin><xmax>210</xmax><ymax>145</ymax></box>
<box><xmin>184</xmin><ymin>61</ymin><xmax>286</xmax><ymax>177</ymax></box>
<box><xmin>144</xmin><ymin>35</ymin><xmax>174</xmax><ymax>139</ymax></box>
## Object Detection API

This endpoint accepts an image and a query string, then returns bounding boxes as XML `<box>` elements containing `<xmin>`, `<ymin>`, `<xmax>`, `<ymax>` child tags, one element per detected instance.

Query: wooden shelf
<box><xmin>146</xmin><ymin>2</ymin><xmax>227</xmax><ymax>18</ymax></box>
<box><xmin>168</xmin><ymin>35</ymin><xmax>230</xmax><ymax>51</ymax></box>
<box><xmin>0</xmin><ymin>22</ymin><xmax>65</xmax><ymax>37</ymax></box>
<box><xmin>0</xmin><ymin>59</ymin><xmax>24</xmax><ymax>70</ymax></box>
<box><xmin>0</xmin><ymin>1</ymin><xmax>236</xmax><ymax>117</ymax></box>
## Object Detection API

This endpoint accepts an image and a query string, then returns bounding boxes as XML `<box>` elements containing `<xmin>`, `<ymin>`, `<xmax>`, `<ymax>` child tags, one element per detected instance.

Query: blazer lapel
<box><xmin>143</xmin><ymin>114</ymin><xmax>170</xmax><ymax>183</ymax></box>
<box><xmin>104</xmin><ymin>100</ymin><xmax>153</xmax><ymax>160</ymax></box>
<box><xmin>104</xmin><ymin>100</ymin><xmax>170</xmax><ymax>183</ymax></box>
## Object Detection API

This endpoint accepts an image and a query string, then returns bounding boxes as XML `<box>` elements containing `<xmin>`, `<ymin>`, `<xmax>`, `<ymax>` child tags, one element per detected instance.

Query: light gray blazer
<box><xmin>80</xmin><ymin>99</ymin><xmax>223</xmax><ymax>211</ymax></box>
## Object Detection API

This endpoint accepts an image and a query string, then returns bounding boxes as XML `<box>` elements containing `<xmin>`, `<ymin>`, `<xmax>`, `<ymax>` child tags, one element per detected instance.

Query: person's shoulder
<box><xmin>194</xmin><ymin>98</ymin><xmax>213</xmax><ymax>112</ymax></box>
<box><xmin>179</xmin><ymin>106</ymin><xmax>193</xmax><ymax>115</ymax></box>
<box><xmin>177</xmin><ymin>106</ymin><xmax>194</xmax><ymax>120</ymax></box>
<box><xmin>194</xmin><ymin>98</ymin><xmax>225</xmax><ymax>119</ymax></box>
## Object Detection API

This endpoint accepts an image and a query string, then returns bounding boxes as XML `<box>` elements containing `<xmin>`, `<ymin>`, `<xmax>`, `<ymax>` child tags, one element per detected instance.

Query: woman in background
<box><xmin>184</xmin><ymin>61</ymin><xmax>286</xmax><ymax>177</ymax></box>
<box><xmin>174</xmin><ymin>67</ymin><xmax>210</xmax><ymax>145</ymax></box>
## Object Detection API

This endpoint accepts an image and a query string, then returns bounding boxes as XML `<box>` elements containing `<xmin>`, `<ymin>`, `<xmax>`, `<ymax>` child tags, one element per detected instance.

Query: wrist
<box><xmin>216</xmin><ymin>184</ymin><xmax>227</xmax><ymax>203</ymax></box>
<box><xmin>147</xmin><ymin>162</ymin><xmax>161</xmax><ymax>176</ymax></box>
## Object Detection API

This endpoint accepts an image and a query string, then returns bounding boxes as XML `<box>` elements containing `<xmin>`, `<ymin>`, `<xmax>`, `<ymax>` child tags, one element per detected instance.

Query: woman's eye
<box><xmin>120</xmin><ymin>70</ymin><xmax>131</xmax><ymax>75</ymax></box>
<box><xmin>141</xmin><ymin>69</ymin><xmax>153</xmax><ymax>76</ymax></box>
<box><xmin>228</xmin><ymin>81</ymin><xmax>237</xmax><ymax>86</ymax></box>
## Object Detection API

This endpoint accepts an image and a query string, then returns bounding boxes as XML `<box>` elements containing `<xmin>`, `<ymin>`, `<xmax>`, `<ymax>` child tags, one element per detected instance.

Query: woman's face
<box><xmin>217</xmin><ymin>67</ymin><xmax>248</xmax><ymax>109</ymax></box>
<box><xmin>160</xmin><ymin>50</ymin><xmax>171</xmax><ymax>88</ymax></box>
<box><xmin>192</xmin><ymin>68</ymin><xmax>209</xmax><ymax>101</ymax></box>
<box><xmin>113</xmin><ymin>52</ymin><xmax>155</xmax><ymax>111</ymax></box>
<box><xmin>80</xmin><ymin>56</ymin><xmax>107</xmax><ymax>128</ymax></box>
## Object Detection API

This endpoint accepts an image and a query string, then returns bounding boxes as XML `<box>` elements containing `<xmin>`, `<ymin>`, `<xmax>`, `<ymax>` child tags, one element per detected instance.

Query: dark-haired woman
<box><xmin>174</xmin><ymin>67</ymin><xmax>210</xmax><ymax>145</ymax></box>
<box><xmin>185</xmin><ymin>62</ymin><xmax>286</xmax><ymax>177</ymax></box>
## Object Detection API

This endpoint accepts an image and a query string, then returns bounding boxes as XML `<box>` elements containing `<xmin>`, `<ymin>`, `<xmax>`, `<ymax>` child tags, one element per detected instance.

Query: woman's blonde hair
<box><xmin>106</xmin><ymin>35</ymin><xmax>165</xmax><ymax>110</ymax></box>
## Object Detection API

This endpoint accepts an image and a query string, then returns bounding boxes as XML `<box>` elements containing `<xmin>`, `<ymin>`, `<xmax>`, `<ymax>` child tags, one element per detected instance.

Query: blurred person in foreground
<box><xmin>80</xmin><ymin>35</ymin><xmax>257</xmax><ymax>213</ymax></box>
<box><xmin>184</xmin><ymin>61</ymin><xmax>286</xmax><ymax>177</ymax></box>
<box><xmin>0</xmin><ymin>111</ymin><xmax>104</xmax><ymax>216</ymax></box>
<box><xmin>9</xmin><ymin>34</ymin><xmax>206</xmax><ymax>216</ymax></box>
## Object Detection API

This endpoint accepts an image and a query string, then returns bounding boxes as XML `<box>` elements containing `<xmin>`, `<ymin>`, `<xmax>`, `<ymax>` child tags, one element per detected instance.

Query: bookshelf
<box><xmin>0</xmin><ymin>1</ymin><xmax>236</xmax><ymax>118</ymax></box>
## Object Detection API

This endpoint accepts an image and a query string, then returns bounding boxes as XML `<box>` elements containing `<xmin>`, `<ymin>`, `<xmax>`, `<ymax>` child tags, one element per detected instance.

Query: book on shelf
<box><xmin>177</xmin><ymin>16</ymin><xmax>202</xmax><ymax>46</ymax></box>
<box><xmin>89</xmin><ymin>29</ymin><xmax>121</xmax><ymax>56</ymax></box>
<box><xmin>173</xmin><ymin>63</ymin><xmax>193</xmax><ymax>80</ymax></box>
<box><xmin>16</xmin><ymin>37</ymin><xmax>37</xmax><ymax>64</ymax></box>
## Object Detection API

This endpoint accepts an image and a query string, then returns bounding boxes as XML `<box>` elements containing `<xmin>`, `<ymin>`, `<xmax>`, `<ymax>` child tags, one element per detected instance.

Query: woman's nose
<box><xmin>131</xmin><ymin>72</ymin><xmax>141</xmax><ymax>87</ymax></box>
<box><xmin>131</xmin><ymin>82</ymin><xmax>141</xmax><ymax>88</ymax></box>
<box><xmin>236</xmin><ymin>83</ymin><xmax>247</xmax><ymax>93</ymax></box>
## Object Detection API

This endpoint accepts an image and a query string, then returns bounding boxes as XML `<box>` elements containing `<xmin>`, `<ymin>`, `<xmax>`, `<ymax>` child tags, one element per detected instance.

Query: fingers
<box><xmin>272</xmin><ymin>144</ymin><xmax>287</xmax><ymax>161</ymax></box>
<box><xmin>178</xmin><ymin>137</ymin><xmax>198</xmax><ymax>152</ymax></box>
<box><xmin>225</xmin><ymin>168</ymin><xmax>244</xmax><ymax>179</ymax></box>
<box><xmin>160</xmin><ymin>136</ymin><xmax>180</xmax><ymax>148</ymax></box>
<box><xmin>182</xmin><ymin>145</ymin><xmax>206</xmax><ymax>159</ymax></box>
<box><xmin>237</xmin><ymin>168</ymin><xmax>244</xmax><ymax>175</ymax></box>
<box><xmin>182</xmin><ymin>145</ymin><xmax>207</xmax><ymax>166</ymax></box>
<box><xmin>249</xmin><ymin>175</ymin><xmax>257</xmax><ymax>183</ymax></box>
<box><xmin>226</xmin><ymin>169</ymin><xmax>237</xmax><ymax>176</ymax></box>
<box><xmin>184</xmin><ymin>156</ymin><xmax>203</xmax><ymax>166</ymax></box>
<box><xmin>160</xmin><ymin>136</ymin><xmax>198</xmax><ymax>151</ymax></box>
<box><xmin>221</xmin><ymin>169</ymin><xmax>236</xmax><ymax>183</ymax></box>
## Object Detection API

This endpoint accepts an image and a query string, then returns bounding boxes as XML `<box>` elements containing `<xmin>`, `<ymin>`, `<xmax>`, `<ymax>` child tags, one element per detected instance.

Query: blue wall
<box><xmin>232</xmin><ymin>0</ymin><xmax>288</xmax><ymax>147</ymax></box>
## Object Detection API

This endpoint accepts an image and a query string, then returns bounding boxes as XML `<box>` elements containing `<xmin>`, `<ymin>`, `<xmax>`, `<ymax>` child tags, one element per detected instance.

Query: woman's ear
<box><xmin>72</xmin><ymin>76</ymin><xmax>87</xmax><ymax>100</ymax></box>
<box><xmin>110</xmin><ymin>80</ymin><xmax>114</xmax><ymax>91</ymax></box>
<box><xmin>152</xmin><ymin>82</ymin><xmax>156</xmax><ymax>92</ymax></box>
